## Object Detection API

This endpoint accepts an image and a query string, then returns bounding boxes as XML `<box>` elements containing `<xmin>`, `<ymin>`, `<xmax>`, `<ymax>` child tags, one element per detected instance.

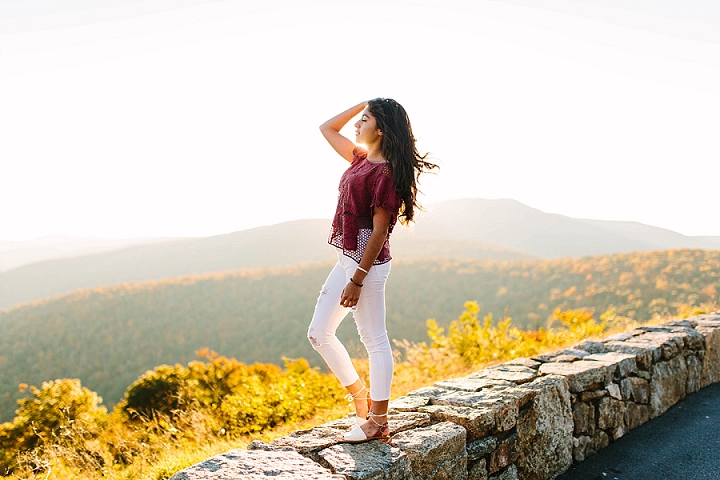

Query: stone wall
<box><xmin>170</xmin><ymin>313</ymin><xmax>720</xmax><ymax>480</ymax></box>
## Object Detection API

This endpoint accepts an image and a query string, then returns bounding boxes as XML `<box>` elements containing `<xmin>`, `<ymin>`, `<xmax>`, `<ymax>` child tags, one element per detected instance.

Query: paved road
<box><xmin>557</xmin><ymin>381</ymin><xmax>720</xmax><ymax>480</ymax></box>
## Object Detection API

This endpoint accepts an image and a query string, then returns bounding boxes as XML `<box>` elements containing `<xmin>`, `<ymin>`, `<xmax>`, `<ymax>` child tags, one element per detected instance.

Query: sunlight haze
<box><xmin>1</xmin><ymin>0</ymin><xmax>719</xmax><ymax>241</ymax></box>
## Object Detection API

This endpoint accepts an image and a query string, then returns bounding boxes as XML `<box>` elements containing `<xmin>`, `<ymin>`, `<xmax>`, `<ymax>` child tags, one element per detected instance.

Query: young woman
<box><xmin>308</xmin><ymin>98</ymin><xmax>438</xmax><ymax>443</ymax></box>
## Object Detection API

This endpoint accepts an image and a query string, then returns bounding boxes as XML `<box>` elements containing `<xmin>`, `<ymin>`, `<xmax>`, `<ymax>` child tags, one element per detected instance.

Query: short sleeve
<box><xmin>351</xmin><ymin>146</ymin><xmax>368</xmax><ymax>164</ymax></box>
<box><xmin>371</xmin><ymin>165</ymin><xmax>401</xmax><ymax>225</ymax></box>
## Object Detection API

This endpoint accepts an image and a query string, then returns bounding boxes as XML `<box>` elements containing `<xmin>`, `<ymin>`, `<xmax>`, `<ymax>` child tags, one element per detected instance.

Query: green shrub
<box><xmin>120</xmin><ymin>350</ymin><xmax>346</xmax><ymax>436</ymax></box>
<box><xmin>0</xmin><ymin>379</ymin><xmax>107</xmax><ymax>474</ymax></box>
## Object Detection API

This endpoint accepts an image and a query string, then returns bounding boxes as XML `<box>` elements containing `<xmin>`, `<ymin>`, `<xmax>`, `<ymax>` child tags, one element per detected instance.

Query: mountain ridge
<box><xmin>413</xmin><ymin>198</ymin><xmax>720</xmax><ymax>257</ymax></box>
<box><xmin>1</xmin><ymin>198</ymin><xmax>718</xmax><ymax>310</ymax></box>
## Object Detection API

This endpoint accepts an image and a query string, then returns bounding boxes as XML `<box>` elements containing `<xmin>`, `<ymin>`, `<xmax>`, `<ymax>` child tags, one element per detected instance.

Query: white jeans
<box><xmin>308</xmin><ymin>248</ymin><xmax>393</xmax><ymax>401</ymax></box>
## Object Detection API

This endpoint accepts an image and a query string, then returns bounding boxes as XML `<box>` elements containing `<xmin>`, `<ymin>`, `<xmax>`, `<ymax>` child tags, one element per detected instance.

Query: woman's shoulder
<box><xmin>352</xmin><ymin>146</ymin><xmax>368</xmax><ymax>163</ymax></box>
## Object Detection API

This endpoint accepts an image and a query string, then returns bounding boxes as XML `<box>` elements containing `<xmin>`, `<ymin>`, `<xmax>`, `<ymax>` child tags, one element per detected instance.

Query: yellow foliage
<box><xmin>1</xmin><ymin>354</ymin><xmax>347</xmax><ymax>478</ymax></box>
<box><xmin>396</xmin><ymin>303</ymin><xmax>609</xmax><ymax>377</ymax></box>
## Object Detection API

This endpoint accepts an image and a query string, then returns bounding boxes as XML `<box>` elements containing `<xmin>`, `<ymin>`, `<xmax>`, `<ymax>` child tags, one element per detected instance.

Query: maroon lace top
<box><xmin>329</xmin><ymin>148</ymin><xmax>402</xmax><ymax>264</ymax></box>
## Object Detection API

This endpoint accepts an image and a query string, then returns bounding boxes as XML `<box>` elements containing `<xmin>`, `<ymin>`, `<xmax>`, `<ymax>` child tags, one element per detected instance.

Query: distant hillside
<box><xmin>0</xmin><ymin>235</ymin><xmax>183</xmax><ymax>272</ymax></box>
<box><xmin>577</xmin><ymin>219</ymin><xmax>720</xmax><ymax>251</ymax></box>
<box><xmin>1</xmin><ymin>248</ymin><xmax>717</xmax><ymax>422</ymax></box>
<box><xmin>412</xmin><ymin>198</ymin><xmax>720</xmax><ymax>257</ymax></box>
<box><xmin>0</xmin><ymin>219</ymin><xmax>535</xmax><ymax>309</ymax></box>
<box><xmin>2</xmin><ymin>198</ymin><xmax>718</xmax><ymax>310</ymax></box>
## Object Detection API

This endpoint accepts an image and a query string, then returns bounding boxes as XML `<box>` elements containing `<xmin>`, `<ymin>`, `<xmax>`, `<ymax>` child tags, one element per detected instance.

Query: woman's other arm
<box><xmin>319</xmin><ymin>101</ymin><xmax>367</xmax><ymax>163</ymax></box>
<box><xmin>339</xmin><ymin>207</ymin><xmax>391</xmax><ymax>308</ymax></box>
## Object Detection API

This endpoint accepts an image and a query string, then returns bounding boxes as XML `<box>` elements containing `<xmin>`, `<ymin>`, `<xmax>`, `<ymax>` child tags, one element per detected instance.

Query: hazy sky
<box><xmin>1</xmin><ymin>0</ymin><xmax>719</xmax><ymax>241</ymax></box>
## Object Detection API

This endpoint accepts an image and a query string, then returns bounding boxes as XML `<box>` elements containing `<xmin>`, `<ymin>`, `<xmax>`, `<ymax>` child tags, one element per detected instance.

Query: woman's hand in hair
<box><xmin>320</xmin><ymin>101</ymin><xmax>368</xmax><ymax>162</ymax></box>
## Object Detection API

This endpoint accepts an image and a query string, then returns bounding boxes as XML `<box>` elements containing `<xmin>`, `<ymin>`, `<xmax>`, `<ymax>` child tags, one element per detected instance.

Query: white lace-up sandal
<box><xmin>340</xmin><ymin>412</ymin><xmax>390</xmax><ymax>444</ymax></box>
<box><xmin>345</xmin><ymin>386</ymin><xmax>371</xmax><ymax>427</ymax></box>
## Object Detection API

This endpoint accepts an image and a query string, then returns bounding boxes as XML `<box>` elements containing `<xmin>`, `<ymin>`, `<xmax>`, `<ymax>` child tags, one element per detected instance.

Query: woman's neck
<box><xmin>366</xmin><ymin>143</ymin><xmax>386</xmax><ymax>163</ymax></box>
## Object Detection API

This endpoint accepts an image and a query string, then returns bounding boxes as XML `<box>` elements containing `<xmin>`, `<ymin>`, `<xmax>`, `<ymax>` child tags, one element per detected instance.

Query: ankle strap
<box><xmin>345</xmin><ymin>385</ymin><xmax>368</xmax><ymax>402</ymax></box>
<box><xmin>367</xmin><ymin>411</ymin><xmax>388</xmax><ymax>427</ymax></box>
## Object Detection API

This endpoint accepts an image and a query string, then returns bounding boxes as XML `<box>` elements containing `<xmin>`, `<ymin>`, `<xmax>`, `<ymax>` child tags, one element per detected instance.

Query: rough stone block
<box><xmin>697</xmin><ymin>324</ymin><xmax>720</xmax><ymax>386</ymax></box>
<box><xmin>695</xmin><ymin>313</ymin><xmax>720</xmax><ymax>326</ymax></box>
<box><xmin>649</xmin><ymin>355</ymin><xmax>688</xmax><ymax>418</ymax></box>
<box><xmin>562</xmin><ymin>348</ymin><xmax>594</xmax><ymax>358</ymax></box>
<box><xmin>671</xmin><ymin>327</ymin><xmax>705</xmax><ymax>351</ymax></box>
<box><xmin>572</xmin><ymin>402</ymin><xmax>595</xmax><ymax>436</ymax></box>
<box><xmin>480</xmin><ymin>364</ymin><xmax>538</xmax><ymax>384</ymax></box>
<box><xmin>584</xmin><ymin>352</ymin><xmax>638</xmax><ymax>377</ymax></box>
<box><xmin>433</xmin><ymin>390</ymin><xmax>518</xmax><ymax>432</ymax></box>
<box><xmin>318</xmin><ymin>441</ymin><xmax>412</xmax><ymax>480</ymax></box>
<box><xmin>468</xmin><ymin>458</ymin><xmax>488</xmax><ymax>480</ymax></box>
<box><xmin>515</xmin><ymin>375</ymin><xmax>573</xmax><ymax>480</ymax></box>
<box><xmin>572</xmin><ymin>340</ymin><xmax>608</xmax><ymax>354</ymax></box>
<box><xmin>391</xmin><ymin>422</ymin><xmax>466</xmax><ymax>480</ymax></box>
<box><xmin>467</xmin><ymin>437</ymin><xmax>498</xmax><ymax>462</ymax></box>
<box><xmin>389</xmin><ymin>395</ymin><xmax>431</xmax><ymax>412</ymax></box>
<box><xmin>386</xmin><ymin>412</ymin><xmax>433</xmax><ymax>435</ymax></box>
<box><xmin>615</xmin><ymin>337</ymin><xmax>666</xmax><ymax>362</ymax></box>
<box><xmin>640</xmin><ymin>325</ymin><xmax>704</xmax><ymax>351</ymax></box>
<box><xmin>488</xmin><ymin>433</ymin><xmax>517</xmax><ymax>474</ymax></box>
<box><xmin>686</xmin><ymin>354</ymin><xmax>703</xmax><ymax>394</ymax></box>
<box><xmin>659</xmin><ymin>335</ymin><xmax>686</xmax><ymax>360</ymax></box>
<box><xmin>597</xmin><ymin>397</ymin><xmax>626</xmax><ymax>433</ymax></box>
<box><xmin>592</xmin><ymin>430</ymin><xmax>609</xmax><ymax>452</ymax></box>
<box><xmin>267</xmin><ymin>426</ymin><xmax>345</xmax><ymax>459</ymax></box>
<box><xmin>488</xmin><ymin>464</ymin><xmax>518</xmax><ymax>480</ymax></box>
<box><xmin>538</xmin><ymin>361</ymin><xmax>612</xmax><ymax>392</ymax></box>
<box><xmin>554</xmin><ymin>354</ymin><xmax>584</xmax><ymax>363</ymax></box>
<box><xmin>601</xmin><ymin>342</ymin><xmax>654</xmax><ymax>371</ymax></box>
<box><xmin>579</xmin><ymin>390</ymin><xmax>606</xmax><ymax>402</ymax></box>
<box><xmin>500</xmin><ymin>385</ymin><xmax>539</xmax><ymax>411</ymax></box>
<box><xmin>620</xmin><ymin>377</ymin><xmax>649</xmax><ymax>404</ymax></box>
<box><xmin>624</xmin><ymin>402</ymin><xmax>649</xmax><ymax>430</ymax></box>
<box><xmin>418</xmin><ymin>405</ymin><xmax>495</xmax><ymax>442</ymax></box>
<box><xmin>436</xmin><ymin>377</ymin><xmax>507</xmax><ymax>392</ymax></box>
<box><xmin>633</xmin><ymin>332</ymin><xmax>685</xmax><ymax>360</ymax></box>
<box><xmin>426</xmin><ymin>454</ymin><xmax>468</xmax><ymax>480</ymax></box>
<box><xmin>606</xmin><ymin>383</ymin><xmax>622</xmax><ymax>400</ymax></box>
<box><xmin>169</xmin><ymin>449</ymin><xmax>344</xmax><ymax>480</ymax></box>
<box><xmin>408</xmin><ymin>386</ymin><xmax>452</xmax><ymax>398</ymax></box>
<box><xmin>572</xmin><ymin>435</ymin><xmax>592</xmax><ymax>463</ymax></box>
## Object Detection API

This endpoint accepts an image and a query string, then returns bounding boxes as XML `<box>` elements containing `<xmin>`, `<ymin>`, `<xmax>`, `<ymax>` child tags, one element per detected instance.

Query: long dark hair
<box><xmin>367</xmin><ymin>98</ymin><xmax>438</xmax><ymax>225</ymax></box>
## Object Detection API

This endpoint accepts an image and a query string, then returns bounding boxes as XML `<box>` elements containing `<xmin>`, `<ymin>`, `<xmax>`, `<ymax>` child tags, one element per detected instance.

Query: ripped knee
<box><xmin>307</xmin><ymin>328</ymin><xmax>321</xmax><ymax>348</ymax></box>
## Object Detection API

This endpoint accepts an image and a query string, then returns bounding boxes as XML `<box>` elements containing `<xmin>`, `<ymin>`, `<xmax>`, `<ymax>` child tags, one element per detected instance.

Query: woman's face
<box><xmin>354</xmin><ymin>108</ymin><xmax>383</xmax><ymax>145</ymax></box>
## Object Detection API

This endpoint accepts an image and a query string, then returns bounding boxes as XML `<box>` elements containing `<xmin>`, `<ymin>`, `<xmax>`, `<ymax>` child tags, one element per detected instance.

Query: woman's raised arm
<box><xmin>319</xmin><ymin>101</ymin><xmax>367</xmax><ymax>163</ymax></box>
